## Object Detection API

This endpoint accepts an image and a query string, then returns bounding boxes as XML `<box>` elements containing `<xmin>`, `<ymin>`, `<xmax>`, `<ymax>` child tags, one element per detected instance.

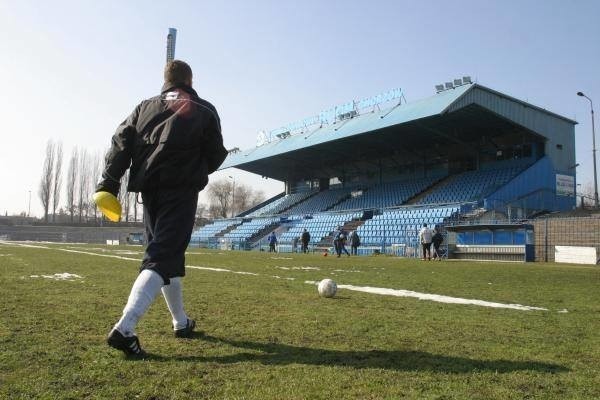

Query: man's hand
<box><xmin>95</xmin><ymin>180</ymin><xmax>120</xmax><ymax>198</ymax></box>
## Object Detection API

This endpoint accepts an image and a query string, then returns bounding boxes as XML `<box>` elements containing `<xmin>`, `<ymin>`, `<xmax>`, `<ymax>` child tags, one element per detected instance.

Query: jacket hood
<box><xmin>161</xmin><ymin>82</ymin><xmax>199</xmax><ymax>97</ymax></box>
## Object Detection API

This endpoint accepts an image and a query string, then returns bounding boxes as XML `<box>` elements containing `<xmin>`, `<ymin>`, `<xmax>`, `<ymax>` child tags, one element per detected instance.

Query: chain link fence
<box><xmin>529</xmin><ymin>215</ymin><xmax>600</xmax><ymax>262</ymax></box>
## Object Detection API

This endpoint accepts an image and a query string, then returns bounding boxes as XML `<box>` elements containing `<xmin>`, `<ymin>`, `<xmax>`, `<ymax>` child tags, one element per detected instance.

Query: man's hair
<box><xmin>164</xmin><ymin>60</ymin><xmax>193</xmax><ymax>85</ymax></box>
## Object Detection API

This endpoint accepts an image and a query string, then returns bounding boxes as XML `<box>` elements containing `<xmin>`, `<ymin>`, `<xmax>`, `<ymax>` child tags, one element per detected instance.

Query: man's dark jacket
<box><xmin>97</xmin><ymin>83</ymin><xmax>227</xmax><ymax>195</ymax></box>
<box><xmin>432</xmin><ymin>232</ymin><xmax>444</xmax><ymax>246</ymax></box>
<box><xmin>301</xmin><ymin>231</ymin><xmax>310</xmax><ymax>244</ymax></box>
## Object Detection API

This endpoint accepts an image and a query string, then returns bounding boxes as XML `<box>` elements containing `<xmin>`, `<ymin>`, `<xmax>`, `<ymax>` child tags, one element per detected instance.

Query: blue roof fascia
<box><xmin>220</xmin><ymin>84</ymin><xmax>473</xmax><ymax>170</ymax></box>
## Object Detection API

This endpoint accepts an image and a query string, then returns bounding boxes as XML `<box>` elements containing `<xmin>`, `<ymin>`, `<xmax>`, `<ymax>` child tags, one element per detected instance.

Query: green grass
<box><xmin>1</xmin><ymin>242</ymin><xmax>599</xmax><ymax>399</ymax></box>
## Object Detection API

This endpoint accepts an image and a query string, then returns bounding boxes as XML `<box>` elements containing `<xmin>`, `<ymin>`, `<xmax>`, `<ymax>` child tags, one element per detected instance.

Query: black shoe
<box><xmin>107</xmin><ymin>329</ymin><xmax>146</xmax><ymax>358</ymax></box>
<box><xmin>174</xmin><ymin>319</ymin><xmax>196</xmax><ymax>338</ymax></box>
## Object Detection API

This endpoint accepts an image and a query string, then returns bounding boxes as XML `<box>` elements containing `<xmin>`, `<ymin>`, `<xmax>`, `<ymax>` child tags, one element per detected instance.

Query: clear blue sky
<box><xmin>1</xmin><ymin>0</ymin><xmax>598</xmax><ymax>216</ymax></box>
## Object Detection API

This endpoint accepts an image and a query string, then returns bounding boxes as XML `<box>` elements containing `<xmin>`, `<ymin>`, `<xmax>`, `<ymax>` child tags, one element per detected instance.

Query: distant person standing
<box><xmin>337</xmin><ymin>232</ymin><xmax>350</xmax><ymax>257</ymax></box>
<box><xmin>268</xmin><ymin>231</ymin><xmax>278</xmax><ymax>253</ymax></box>
<box><xmin>301</xmin><ymin>229</ymin><xmax>311</xmax><ymax>253</ymax></box>
<box><xmin>349</xmin><ymin>231</ymin><xmax>360</xmax><ymax>255</ymax></box>
<box><xmin>292</xmin><ymin>236</ymin><xmax>299</xmax><ymax>253</ymax></box>
<box><xmin>432</xmin><ymin>228</ymin><xmax>444</xmax><ymax>261</ymax></box>
<box><xmin>99</xmin><ymin>60</ymin><xmax>227</xmax><ymax>357</ymax></box>
<box><xmin>418</xmin><ymin>223</ymin><xmax>433</xmax><ymax>261</ymax></box>
<box><xmin>332</xmin><ymin>227</ymin><xmax>342</xmax><ymax>256</ymax></box>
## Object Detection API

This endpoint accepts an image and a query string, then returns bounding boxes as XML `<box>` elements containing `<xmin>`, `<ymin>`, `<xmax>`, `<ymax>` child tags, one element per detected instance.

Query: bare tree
<box><xmin>196</xmin><ymin>203</ymin><xmax>206</xmax><ymax>218</ymax></box>
<box><xmin>90</xmin><ymin>150</ymin><xmax>103</xmax><ymax>221</ymax></box>
<box><xmin>195</xmin><ymin>203</ymin><xmax>206</xmax><ymax>225</ymax></box>
<box><xmin>206</xmin><ymin>179</ymin><xmax>232</xmax><ymax>218</ymax></box>
<box><xmin>51</xmin><ymin>142</ymin><xmax>63</xmax><ymax>223</ymax></box>
<box><xmin>580</xmin><ymin>182</ymin><xmax>596</xmax><ymax>208</ymax></box>
<box><xmin>251</xmin><ymin>189</ymin><xmax>266</xmax><ymax>206</ymax></box>
<box><xmin>206</xmin><ymin>179</ymin><xmax>267</xmax><ymax>218</ymax></box>
<box><xmin>119</xmin><ymin>174</ymin><xmax>130</xmax><ymax>222</ymax></box>
<box><xmin>38</xmin><ymin>140</ymin><xmax>55</xmax><ymax>223</ymax></box>
<box><xmin>77</xmin><ymin>149</ymin><xmax>90</xmax><ymax>223</ymax></box>
<box><xmin>233</xmin><ymin>183</ymin><xmax>266</xmax><ymax>214</ymax></box>
<box><xmin>66</xmin><ymin>148</ymin><xmax>79</xmax><ymax>222</ymax></box>
<box><xmin>132</xmin><ymin>193</ymin><xmax>139</xmax><ymax>222</ymax></box>
<box><xmin>207</xmin><ymin>203</ymin><xmax>223</xmax><ymax>219</ymax></box>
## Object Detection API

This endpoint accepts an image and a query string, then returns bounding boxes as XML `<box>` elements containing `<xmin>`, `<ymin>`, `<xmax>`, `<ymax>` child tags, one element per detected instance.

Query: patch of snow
<box><xmin>30</xmin><ymin>273</ymin><xmax>83</xmax><ymax>281</ymax></box>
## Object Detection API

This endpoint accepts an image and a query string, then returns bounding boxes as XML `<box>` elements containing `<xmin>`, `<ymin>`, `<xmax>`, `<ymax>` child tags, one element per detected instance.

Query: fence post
<box><xmin>544</xmin><ymin>218</ymin><xmax>548</xmax><ymax>262</ymax></box>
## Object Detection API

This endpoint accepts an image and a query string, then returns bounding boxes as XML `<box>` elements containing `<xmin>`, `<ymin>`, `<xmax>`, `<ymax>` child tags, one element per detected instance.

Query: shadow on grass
<box><xmin>147</xmin><ymin>334</ymin><xmax>569</xmax><ymax>374</ymax></box>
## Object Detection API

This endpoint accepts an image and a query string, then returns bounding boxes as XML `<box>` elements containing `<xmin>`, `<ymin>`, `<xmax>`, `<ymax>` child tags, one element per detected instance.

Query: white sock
<box><xmin>161</xmin><ymin>277</ymin><xmax>189</xmax><ymax>330</ymax></box>
<box><xmin>114</xmin><ymin>269</ymin><xmax>164</xmax><ymax>337</ymax></box>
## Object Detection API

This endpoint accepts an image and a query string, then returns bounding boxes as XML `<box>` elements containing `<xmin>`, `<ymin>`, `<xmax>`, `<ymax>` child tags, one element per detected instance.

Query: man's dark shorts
<box><xmin>140</xmin><ymin>188</ymin><xmax>198</xmax><ymax>284</ymax></box>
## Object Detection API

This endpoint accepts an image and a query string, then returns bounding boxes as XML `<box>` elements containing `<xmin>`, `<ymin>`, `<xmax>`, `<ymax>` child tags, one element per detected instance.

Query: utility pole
<box><xmin>577</xmin><ymin>92</ymin><xmax>599</xmax><ymax>207</ymax></box>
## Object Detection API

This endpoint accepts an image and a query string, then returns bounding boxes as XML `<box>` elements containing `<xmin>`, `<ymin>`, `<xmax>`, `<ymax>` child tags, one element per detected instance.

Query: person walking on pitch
<box><xmin>418</xmin><ymin>223</ymin><xmax>433</xmax><ymax>261</ymax></box>
<box><xmin>97</xmin><ymin>60</ymin><xmax>227</xmax><ymax>357</ymax></box>
<box><xmin>301</xmin><ymin>228</ymin><xmax>311</xmax><ymax>253</ymax></box>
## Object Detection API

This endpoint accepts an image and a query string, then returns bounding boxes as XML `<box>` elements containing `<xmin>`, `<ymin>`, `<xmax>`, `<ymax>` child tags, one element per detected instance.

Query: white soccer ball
<box><xmin>318</xmin><ymin>278</ymin><xmax>337</xmax><ymax>298</ymax></box>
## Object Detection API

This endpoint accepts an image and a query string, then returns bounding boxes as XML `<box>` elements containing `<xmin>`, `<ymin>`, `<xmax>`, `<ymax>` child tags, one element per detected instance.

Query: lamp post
<box><xmin>27</xmin><ymin>190</ymin><xmax>31</xmax><ymax>218</ymax></box>
<box><xmin>228</xmin><ymin>175</ymin><xmax>235</xmax><ymax>218</ymax></box>
<box><xmin>577</xmin><ymin>92</ymin><xmax>599</xmax><ymax>208</ymax></box>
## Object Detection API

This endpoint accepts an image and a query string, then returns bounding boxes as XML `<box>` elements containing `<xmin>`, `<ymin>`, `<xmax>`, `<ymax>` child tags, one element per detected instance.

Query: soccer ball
<box><xmin>318</xmin><ymin>279</ymin><xmax>337</xmax><ymax>298</ymax></box>
<box><xmin>323</xmin><ymin>252</ymin><xmax>328</xmax><ymax>257</ymax></box>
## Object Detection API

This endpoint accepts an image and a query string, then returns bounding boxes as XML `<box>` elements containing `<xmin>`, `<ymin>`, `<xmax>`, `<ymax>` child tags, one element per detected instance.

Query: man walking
<box><xmin>98</xmin><ymin>60</ymin><xmax>227</xmax><ymax>357</ymax></box>
<box><xmin>349</xmin><ymin>230</ymin><xmax>360</xmax><ymax>255</ymax></box>
<box><xmin>301</xmin><ymin>228</ymin><xmax>310</xmax><ymax>253</ymax></box>
<box><xmin>418</xmin><ymin>223</ymin><xmax>433</xmax><ymax>261</ymax></box>
<box><xmin>432</xmin><ymin>227</ymin><xmax>444</xmax><ymax>261</ymax></box>
<box><xmin>268</xmin><ymin>231</ymin><xmax>278</xmax><ymax>252</ymax></box>
<box><xmin>338</xmin><ymin>232</ymin><xmax>350</xmax><ymax>257</ymax></box>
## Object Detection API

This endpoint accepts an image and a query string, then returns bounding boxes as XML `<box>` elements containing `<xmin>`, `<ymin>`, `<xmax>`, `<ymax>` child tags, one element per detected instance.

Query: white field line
<box><xmin>305</xmin><ymin>281</ymin><xmax>547</xmax><ymax>311</ymax></box>
<box><xmin>4</xmin><ymin>241</ymin><xmax>549</xmax><ymax>311</ymax></box>
<box><xmin>7</xmin><ymin>242</ymin><xmax>140</xmax><ymax>261</ymax></box>
<box><xmin>187</xmin><ymin>265</ymin><xmax>260</xmax><ymax>276</ymax></box>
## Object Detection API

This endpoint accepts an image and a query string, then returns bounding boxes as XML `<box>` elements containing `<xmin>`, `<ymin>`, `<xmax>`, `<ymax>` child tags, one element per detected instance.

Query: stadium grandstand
<box><xmin>191</xmin><ymin>80</ymin><xmax>577</xmax><ymax>258</ymax></box>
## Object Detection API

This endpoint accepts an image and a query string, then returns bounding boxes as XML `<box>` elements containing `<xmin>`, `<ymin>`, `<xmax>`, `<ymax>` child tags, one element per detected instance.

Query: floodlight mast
<box><xmin>166</xmin><ymin>28</ymin><xmax>177</xmax><ymax>63</ymax></box>
<box><xmin>577</xmin><ymin>91</ymin><xmax>599</xmax><ymax>207</ymax></box>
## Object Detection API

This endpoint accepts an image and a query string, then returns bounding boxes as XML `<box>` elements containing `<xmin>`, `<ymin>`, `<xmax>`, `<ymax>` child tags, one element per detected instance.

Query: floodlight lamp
<box><xmin>445</xmin><ymin>82</ymin><xmax>454</xmax><ymax>90</ymax></box>
<box><xmin>463</xmin><ymin>76</ymin><xmax>472</xmax><ymax>84</ymax></box>
<box><xmin>577</xmin><ymin>92</ymin><xmax>584</xmax><ymax>97</ymax></box>
<box><xmin>454</xmin><ymin>79</ymin><xmax>462</xmax><ymax>86</ymax></box>
<box><xmin>435</xmin><ymin>84</ymin><xmax>445</xmax><ymax>92</ymax></box>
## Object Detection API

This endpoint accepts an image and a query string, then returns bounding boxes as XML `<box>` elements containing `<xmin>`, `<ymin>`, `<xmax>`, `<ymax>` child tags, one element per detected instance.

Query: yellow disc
<box><xmin>92</xmin><ymin>191</ymin><xmax>122</xmax><ymax>222</ymax></box>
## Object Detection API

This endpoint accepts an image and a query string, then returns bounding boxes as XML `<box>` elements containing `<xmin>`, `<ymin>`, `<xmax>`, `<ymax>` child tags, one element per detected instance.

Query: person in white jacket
<box><xmin>418</xmin><ymin>223</ymin><xmax>433</xmax><ymax>261</ymax></box>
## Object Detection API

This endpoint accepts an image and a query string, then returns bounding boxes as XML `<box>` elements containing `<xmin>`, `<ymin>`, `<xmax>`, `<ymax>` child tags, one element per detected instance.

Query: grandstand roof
<box><xmin>220</xmin><ymin>83</ymin><xmax>576</xmax><ymax>181</ymax></box>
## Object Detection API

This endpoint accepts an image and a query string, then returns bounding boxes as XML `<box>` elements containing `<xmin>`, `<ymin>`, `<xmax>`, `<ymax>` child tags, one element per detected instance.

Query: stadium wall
<box><xmin>484</xmin><ymin>156</ymin><xmax>575</xmax><ymax>212</ymax></box>
<box><xmin>0</xmin><ymin>226</ymin><xmax>144</xmax><ymax>244</ymax></box>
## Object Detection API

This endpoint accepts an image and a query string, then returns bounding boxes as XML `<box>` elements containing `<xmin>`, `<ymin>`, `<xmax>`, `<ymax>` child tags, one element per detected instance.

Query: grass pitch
<box><xmin>1</xmin><ymin>242</ymin><xmax>599</xmax><ymax>399</ymax></box>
